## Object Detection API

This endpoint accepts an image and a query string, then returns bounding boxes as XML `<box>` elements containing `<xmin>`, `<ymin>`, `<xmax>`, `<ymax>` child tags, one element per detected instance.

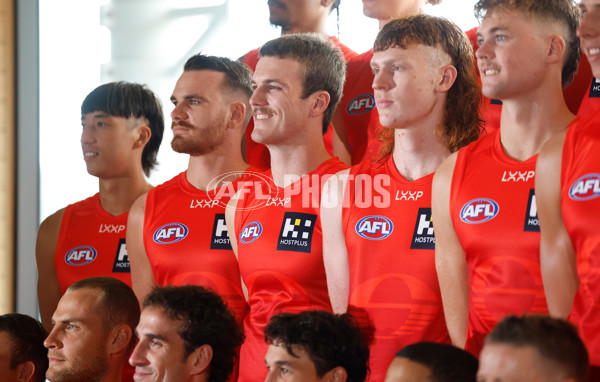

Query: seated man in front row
<box><xmin>477</xmin><ymin>315</ymin><xmax>589</xmax><ymax>382</ymax></box>
<box><xmin>129</xmin><ymin>285</ymin><xmax>244</xmax><ymax>382</ymax></box>
<box><xmin>264</xmin><ymin>310</ymin><xmax>369</xmax><ymax>382</ymax></box>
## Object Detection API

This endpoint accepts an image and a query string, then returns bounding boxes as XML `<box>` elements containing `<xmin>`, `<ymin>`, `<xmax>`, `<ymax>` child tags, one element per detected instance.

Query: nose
<box><xmin>578</xmin><ymin>11</ymin><xmax>599</xmax><ymax>40</ymax></box>
<box><xmin>372</xmin><ymin>69</ymin><xmax>392</xmax><ymax>91</ymax></box>
<box><xmin>250</xmin><ymin>85</ymin><xmax>266</xmax><ymax>107</ymax></box>
<box><xmin>129</xmin><ymin>341</ymin><xmax>148</xmax><ymax>367</ymax></box>
<box><xmin>475</xmin><ymin>37</ymin><xmax>494</xmax><ymax>61</ymax></box>
<box><xmin>171</xmin><ymin>102</ymin><xmax>189</xmax><ymax>123</ymax></box>
<box><xmin>80</xmin><ymin>125</ymin><xmax>96</xmax><ymax>145</ymax></box>
<box><xmin>44</xmin><ymin>327</ymin><xmax>62</xmax><ymax>350</ymax></box>
<box><xmin>264</xmin><ymin>369</ymin><xmax>277</xmax><ymax>382</ymax></box>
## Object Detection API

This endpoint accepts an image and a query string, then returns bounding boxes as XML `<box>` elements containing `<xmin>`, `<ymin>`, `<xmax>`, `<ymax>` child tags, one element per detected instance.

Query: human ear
<box><xmin>189</xmin><ymin>344</ymin><xmax>213</xmax><ymax>375</ymax></box>
<box><xmin>309</xmin><ymin>91</ymin><xmax>331</xmax><ymax>118</ymax></box>
<box><xmin>133</xmin><ymin>125</ymin><xmax>152</xmax><ymax>149</ymax></box>
<box><xmin>16</xmin><ymin>361</ymin><xmax>35</xmax><ymax>382</ymax></box>
<box><xmin>437</xmin><ymin>65</ymin><xmax>458</xmax><ymax>93</ymax></box>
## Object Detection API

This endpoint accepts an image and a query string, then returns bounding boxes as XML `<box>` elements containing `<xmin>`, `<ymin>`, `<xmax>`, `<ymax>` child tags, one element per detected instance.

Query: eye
<box><xmin>477</xmin><ymin>38</ymin><xmax>484</xmax><ymax>46</ymax></box>
<box><xmin>66</xmin><ymin>324</ymin><xmax>78</xmax><ymax>331</ymax></box>
<box><xmin>279</xmin><ymin>368</ymin><xmax>290</xmax><ymax>377</ymax></box>
<box><xmin>392</xmin><ymin>65</ymin><xmax>403</xmax><ymax>72</ymax></box>
<box><xmin>495</xmin><ymin>34</ymin><xmax>507</xmax><ymax>42</ymax></box>
<box><xmin>150</xmin><ymin>339</ymin><xmax>162</xmax><ymax>348</ymax></box>
<box><xmin>268</xmin><ymin>85</ymin><xmax>282</xmax><ymax>91</ymax></box>
<box><xmin>371</xmin><ymin>67</ymin><xmax>380</xmax><ymax>75</ymax></box>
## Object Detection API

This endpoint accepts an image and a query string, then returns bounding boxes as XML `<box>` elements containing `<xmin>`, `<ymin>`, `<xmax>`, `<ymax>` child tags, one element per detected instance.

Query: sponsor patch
<box><xmin>569</xmin><ymin>173</ymin><xmax>600</xmax><ymax>201</ymax></box>
<box><xmin>112</xmin><ymin>238</ymin><xmax>130</xmax><ymax>273</ymax></box>
<box><xmin>523</xmin><ymin>189</ymin><xmax>540</xmax><ymax>232</ymax></box>
<box><xmin>153</xmin><ymin>223</ymin><xmax>189</xmax><ymax>244</ymax></box>
<box><xmin>210</xmin><ymin>214</ymin><xmax>232</xmax><ymax>250</ymax></box>
<box><xmin>65</xmin><ymin>246</ymin><xmax>97</xmax><ymax>266</ymax></box>
<box><xmin>240</xmin><ymin>221</ymin><xmax>263</xmax><ymax>244</ymax></box>
<box><xmin>347</xmin><ymin>94</ymin><xmax>375</xmax><ymax>115</ymax></box>
<box><xmin>277</xmin><ymin>212</ymin><xmax>317</xmax><ymax>253</ymax></box>
<box><xmin>355</xmin><ymin>215</ymin><xmax>393</xmax><ymax>240</ymax></box>
<box><xmin>98</xmin><ymin>224</ymin><xmax>125</xmax><ymax>234</ymax></box>
<box><xmin>589</xmin><ymin>77</ymin><xmax>600</xmax><ymax>98</ymax></box>
<box><xmin>460</xmin><ymin>198</ymin><xmax>499</xmax><ymax>224</ymax></box>
<box><xmin>411</xmin><ymin>208</ymin><xmax>435</xmax><ymax>250</ymax></box>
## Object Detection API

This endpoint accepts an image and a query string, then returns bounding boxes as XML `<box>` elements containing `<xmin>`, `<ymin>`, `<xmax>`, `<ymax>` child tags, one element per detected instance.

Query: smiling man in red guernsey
<box><xmin>536</xmin><ymin>0</ymin><xmax>600</xmax><ymax>377</ymax></box>
<box><xmin>36</xmin><ymin>82</ymin><xmax>164</xmax><ymax>332</ymax></box>
<box><xmin>321</xmin><ymin>15</ymin><xmax>481</xmax><ymax>381</ymax></box>
<box><xmin>226</xmin><ymin>34</ymin><xmax>347</xmax><ymax>382</ymax></box>
<box><xmin>433</xmin><ymin>0</ymin><xmax>581</xmax><ymax>358</ymax></box>
<box><xmin>240</xmin><ymin>0</ymin><xmax>356</xmax><ymax>169</ymax></box>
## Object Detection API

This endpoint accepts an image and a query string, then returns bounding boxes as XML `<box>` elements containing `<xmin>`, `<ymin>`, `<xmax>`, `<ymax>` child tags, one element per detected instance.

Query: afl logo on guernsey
<box><xmin>355</xmin><ymin>216</ymin><xmax>393</xmax><ymax>240</ymax></box>
<box><xmin>240</xmin><ymin>221</ymin><xmax>263</xmax><ymax>243</ymax></box>
<box><xmin>153</xmin><ymin>223</ymin><xmax>189</xmax><ymax>244</ymax></box>
<box><xmin>460</xmin><ymin>199</ymin><xmax>499</xmax><ymax>224</ymax></box>
<box><xmin>65</xmin><ymin>246</ymin><xmax>97</xmax><ymax>266</ymax></box>
<box><xmin>347</xmin><ymin>94</ymin><xmax>375</xmax><ymax>115</ymax></box>
<box><xmin>569</xmin><ymin>173</ymin><xmax>600</xmax><ymax>201</ymax></box>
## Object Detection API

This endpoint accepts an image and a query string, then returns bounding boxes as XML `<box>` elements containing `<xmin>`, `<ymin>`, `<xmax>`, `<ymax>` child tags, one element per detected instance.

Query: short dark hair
<box><xmin>486</xmin><ymin>315</ymin><xmax>589</xmax><ymax>382</ymax></box>
<box><xmin>374</xmin><ymin>14</ymin><xmax>482</xmax><ymax>156</ymax></box>
<box><xmin>81</xmin><ymin>81</ymin><xmax>165</xmax><ymax>176</ymax></box>
<box><xmin>259</xmin><ymin>33</ymin><xmax>347</xmax><ymax>134</ymax></box>
<box><xmin>395</xmin><ymin>342</ymin><xmax>478</xmax><ymax>382</ymax></box>
<box><xmin>0</xmin><ymin>313</ymin><xmax>48</xmax><ymax>382</ymax></box>
<box><xmin>184</xmin><ymin>54</ymin><xmax>253</xmax><ymax>99</ymax></box>
<box><xmin>143</xmin><ymin>285</ymin><xmax>244</xmax><ymax>382</ymax></box>
<box><xmin>67</xmin><ymin>276</ymin><xmax>140</xmax><ymax>352</ymax></box>
<box><xmin>265</xmin><ymin>310</ymin><xmax>369</xmax><ymax>382</ymax></box>
<box><xmin>474</xmin><ymin>0</ymin><xmax>582</xmax><ymax>88</ymax></box>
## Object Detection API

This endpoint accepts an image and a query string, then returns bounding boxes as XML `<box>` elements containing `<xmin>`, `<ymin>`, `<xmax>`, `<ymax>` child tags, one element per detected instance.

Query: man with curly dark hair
<box><xmin>129</xmin><ymin>285</ymin><xmax>244</xmax><ymax>382</ymax></box>
<box><xmin>264</xmin><ymin>310</ymin><xmax>369</xmax><ymax>382</ymax></box>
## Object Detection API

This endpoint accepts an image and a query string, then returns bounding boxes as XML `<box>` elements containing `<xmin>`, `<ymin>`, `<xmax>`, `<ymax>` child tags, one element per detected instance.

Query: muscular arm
<box><xmin>226</xmin><ymin>193</ymin><xmax>248</xmax><ymax>301</ymax></box>
<box><xmin>321</xmin><ymin>169</ymin><xmax>351</xmax><ymax>313</ymax></box>
<box><xmin>432</xmin><ymin>153</ymin><xmax>469</xmax><ymax>348</ymax></box>
<box><xmin>35</xmin><ymin>209</ymin><xmax>65</xmax><ymax>331</ymax></box>
<box><xmin>332</xmin><ymin>106</ymin><xmax>351</xmax><ymax>166</ymax></box>
<box><xmin>536</xmin><ymin>131</ymin><xmax>578</xmax><ymax>318</ymax></box>
<box><xmin>126</xmin><ymin>193</ymin><xmax>156</xmax><ymax>307</ymax></box>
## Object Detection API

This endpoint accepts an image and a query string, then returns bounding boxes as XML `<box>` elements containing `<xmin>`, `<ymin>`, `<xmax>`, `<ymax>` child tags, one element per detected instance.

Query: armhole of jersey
<box><xmin>449</xmin><ymin>150</ymin><xmax>467</xmax><ymax>228</ymax></box>
<box><xmin>55</xmin><ymin>206</ymin><xmax>72</xmax><ymax>268</ymax></box>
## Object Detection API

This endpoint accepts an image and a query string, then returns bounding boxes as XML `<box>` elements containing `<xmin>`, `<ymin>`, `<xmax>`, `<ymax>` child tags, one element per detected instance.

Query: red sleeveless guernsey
<box><xmin>142</xmin><ymin>171</ymin><xmax>249</xmax><ymax>322</ymax></box>
<box><xmin>561</xmin><ymin>109</ymin><xmax>600</xmax><ymax>366</ymax></box>
<box><xmin>343</xmin><ymin>157</ymin><xmax>450</xmax><ymax>382</ymax></box>
<box><xmin>234</xmin><ymin>158</ymin><xmax>347</xmax><ymax>382</ymax></box>
<box><xmin>55</xmin><ymin>193</ymin><xmax>131</xmax><ymax>292</ymax></box>
<box><xmin>242</xmin><ymin>37</ymin><xmax>357</xmax><ymax>169</ymax></box>
<box><xmin>450</xmin><ymin>130</ymin><xmax>548</xmax><ymax>357</ymax></box>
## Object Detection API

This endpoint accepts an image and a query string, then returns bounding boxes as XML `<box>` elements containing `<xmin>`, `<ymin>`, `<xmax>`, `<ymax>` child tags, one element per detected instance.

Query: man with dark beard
<box><xmin>126</xmin><ymin>54</ymin><xmax>253</xmax><ymax>327</ymax></box>
<box><xmin>44</xmin><ymin>277</ymin><xmax>139</xmax><ymax>382</ymax></box>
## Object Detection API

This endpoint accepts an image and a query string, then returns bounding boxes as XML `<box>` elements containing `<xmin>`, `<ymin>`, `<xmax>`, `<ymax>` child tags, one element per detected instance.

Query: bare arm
<box><xmin>321</xmin><ymin>169</ymin><xmax>351</xmax><ymax>313</ymax></box>
<box><xmin>226</xmin><ymin>193</ymin><xmax>248</xmax><ymax>301</ymax></box>
<box><xmin>126</xmin><ymin>194</ymin><xmax>156</xmax><ymax>307</ymax></box>
<box><xmin>536</xmin><ymin>131</ymin><xmax>578</xmax><ymax>318</ymax></box>
<box><xmin>432</xmin><ymin>153</ymin><xmax>469</xmax><ymax>348</ymax></box>
<box><xmin>35</xmin><ymin>209</ymin><xmax>65</xmax><ymax>331</ymax></box>
<box><xmin>332</xmin><ymin>106</ymin><xmax>351</xmax><ymax>166</ymax></box>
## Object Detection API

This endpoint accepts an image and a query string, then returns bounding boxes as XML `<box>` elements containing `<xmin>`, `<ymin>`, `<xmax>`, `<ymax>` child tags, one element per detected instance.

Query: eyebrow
<box><xmin>253</xmin><ymin>79</ymin><xmax>287</xmax><ymax>88</ymax></box>
<box><xmin>477</xmin><ymin>26</ymin><xmax>509</xmax><ymax>38</ymax></box>
<box><xmin>136</xmin><ymin>331</ymin><xmax>168</xmax><ymax>342</ymax></box>
<box><xmin>169</xmin><ymin>94</ymin><xmax>208</xmax><ymax>103</ymax></box>
<box><xmin>81</xmin><ymin>112</ymin><xmax>110</xmax><ymax>121</ymax></box>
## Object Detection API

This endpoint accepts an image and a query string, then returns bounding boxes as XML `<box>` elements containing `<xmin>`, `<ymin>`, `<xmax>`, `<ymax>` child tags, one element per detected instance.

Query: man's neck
<box><xmin>98</xmin><ymin>172</ymin><xmax>151</xmax><ymax>216</ymax></box>
<box><xmin>268</xmin><ymin>141</ymin><xmax>332</xmax><ymax>188</ymax></box>
<box><xmin>186</xmin><ymin>149</ymin><xmax>249</xmax><ymax>191</ymax></box>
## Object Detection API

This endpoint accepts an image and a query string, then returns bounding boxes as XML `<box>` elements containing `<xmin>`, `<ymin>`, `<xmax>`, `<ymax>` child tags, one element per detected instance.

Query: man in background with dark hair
<box><xmin>240</xmin><ymin>0</ymin><xmax>356</xmax><ymax>169</ymax></box>
<box><xmin>127</xmin><ymin>54</ymin><xmax>252</xmax><ymax>324</ymax></box>
<box><xmin>264</xmin><ymin>310</ymin><xmax>369</xmax><ymax>382</ymax></box>
<box><xmin>129</xmin><ymin>285</ymin><xmax>244</xmax><ymax>382</ymax></box>
<box><xmin>477</xmin><ymin>315</ymin><xmax>589</xmax><ymax>382</ymax></box>
<box><xmin>0</xmin><ymin>313</ymin><xmax>48</xmax><ymax>382</ymax></box>
<box><xmin>44</xmin><ymin>276</ymin><xmax>140</xmax><ymax>382</ymax></box>
<box><xmin>385</xmin><ymin>342</ymin><xmax>478</xmax><ymax>382</ymax></box>
<box><xmin>36</xmin><ymin>81</ymin><xmax>165</xmax><ymax>331</ymax></box>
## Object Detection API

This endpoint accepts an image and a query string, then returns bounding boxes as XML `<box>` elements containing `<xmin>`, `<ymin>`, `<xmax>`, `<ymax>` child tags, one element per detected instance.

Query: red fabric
<box><xmin>561</xmin><ymin>109</ymin><xmax>600</xmax><ymax>366</ymax></box>
<box><xmin>234</xmin><ymin>158</ymin><xmax>348</xmax><ymax>382</ymax></box>
<box><xmin>343</xmin><ymin>157</ymin><xmax>450</xmax><ymax>382</ymax></box>
<box><xmin>450</xmin><ymin>130</ymin><xmax>549</xmax><ymax>357</ymax></box>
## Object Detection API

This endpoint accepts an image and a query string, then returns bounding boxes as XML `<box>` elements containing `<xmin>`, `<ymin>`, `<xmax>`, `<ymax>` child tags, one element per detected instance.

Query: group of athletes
<box><xmin>33</xmin><ymin>0</ymin><xmax>600</xmax><ymax>381</ymax></box>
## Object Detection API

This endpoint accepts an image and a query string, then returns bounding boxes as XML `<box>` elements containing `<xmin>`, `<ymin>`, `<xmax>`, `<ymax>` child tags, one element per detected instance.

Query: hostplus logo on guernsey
<box><xmin>153</xmin><ymin>223</ymin><xmax>189</xmax><ymax>244</ymax></box>
<box><xmin>411</xmin><ymin>208</ymin><xmax>435</xmax><ymax>249</ymax></box>
<box><xmin>112</xmin><ymin>238</ymin><xmax>130</xmax><ymax>273</ymax></box>
<box><xmin>523</xmin><ymin>189</ymin><xmax>539</xmax><ymax>232</ymax></box>
<box><xmin>210</xmin><ymin>214</ymin><xmax>232</xmax><ymax>250</ymax></box>
<box><xmin>65</xmin><ymin>246</ymin><xmax>97</xmax><ymax>266</ymax></box>
<box><xmin>355</xmin><ymin>216</ymin><xmax>393</xmax><ymax>240</ymax></box>
<box><xmin>460</xmin><ymin>198</ymin><xmax>499</xmax><ymax>224</ymax></box>
<box><xmin>346</xmin><ymin>94</ymin><xmax>375</xmax><ymax>115</ymax></box>
<box><xmin>277</xmin><ymin>212</ymin><xmax>317</xmax><ymax>253</ymax></box>
<box><xmin>240</xmin><ymin>221</ymin><xmax>263</xmax><ymax>243</ymax></box>
<box><xmin>590</xmin><ymin>77</ymin><xmax>600</xmax><ymax>98</ymax></box>
<box><xmin>569</xmin><ymin>173</ymin><xmax>600</xmax><ymax>201</ymax></box>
